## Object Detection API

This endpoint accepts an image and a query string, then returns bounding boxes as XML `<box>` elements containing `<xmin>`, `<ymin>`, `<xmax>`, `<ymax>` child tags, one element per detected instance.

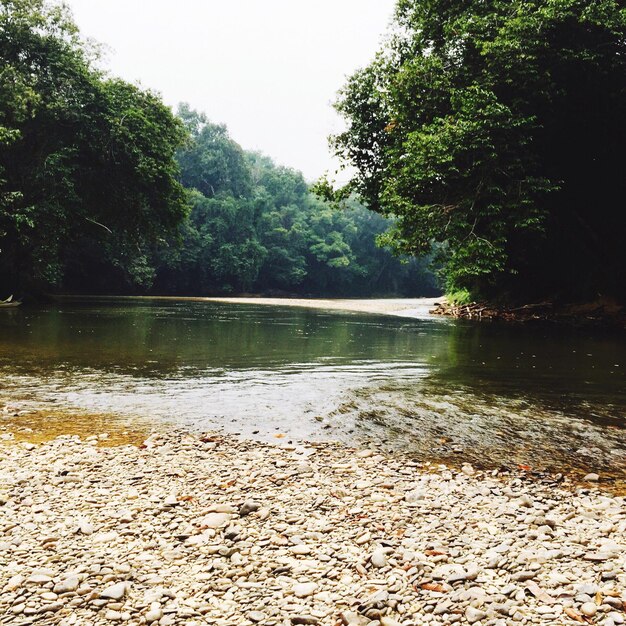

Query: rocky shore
<box><xmin>1</xmin><ymin>432</ymin><xmax>624</xmax><ymax>626</ymax></box>
<box><xmin>430</xmin><ymin>300</ymin><xmax>626</xmax><ymax>329</ymax></box>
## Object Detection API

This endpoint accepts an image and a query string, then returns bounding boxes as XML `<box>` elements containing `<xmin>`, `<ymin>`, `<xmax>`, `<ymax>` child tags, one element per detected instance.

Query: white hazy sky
<box><xmin>66</xmin><ymin>0</ymin><xmax>396</xmax><ymax>181</ymax></box>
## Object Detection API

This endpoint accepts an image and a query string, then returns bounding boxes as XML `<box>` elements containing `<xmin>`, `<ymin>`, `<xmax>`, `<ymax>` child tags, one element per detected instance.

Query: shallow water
<box><xmin>0</xmin><ymin>299</ymin><xmax>624</xmax><ymax>478</ymax></box>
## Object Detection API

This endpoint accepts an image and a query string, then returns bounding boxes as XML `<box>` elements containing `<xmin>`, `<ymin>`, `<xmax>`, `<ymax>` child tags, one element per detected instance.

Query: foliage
<box><xmin>154</xmin><ymin>107</ymin><xmax>441</xmax><ymax>297</ymax></box>
<box><xmin>446</xmin><ymin>288</ymin><xmax>473</xmax><ymax>307</ymax></box>
<box><xmin>0</xmin><ymin>1</ymin><xmax>441</xmax><ymax>298</ymax></box>
<box><xmin>0</xmin><ymin>0</ymin><xmax>187</xmax><ymax>293</ymax></box>
<box><xmin>330</xmin><ymin>0</ymin><xmax>626</xmax><ymax>302</ymax></box>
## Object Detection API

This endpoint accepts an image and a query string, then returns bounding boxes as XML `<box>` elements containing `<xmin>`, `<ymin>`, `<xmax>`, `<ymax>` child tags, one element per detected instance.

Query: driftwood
<box><xmin>431</xmin><ymin>299</ymin><xmax>626</xmax><ymax>328</ymax></box>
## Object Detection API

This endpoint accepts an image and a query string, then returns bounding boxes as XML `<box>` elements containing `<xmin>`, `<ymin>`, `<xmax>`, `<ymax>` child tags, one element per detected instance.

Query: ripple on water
<box><xmin>0</xmin><ymin>299</ymin><xmax>624</xmax><ymax>484</ymax></box>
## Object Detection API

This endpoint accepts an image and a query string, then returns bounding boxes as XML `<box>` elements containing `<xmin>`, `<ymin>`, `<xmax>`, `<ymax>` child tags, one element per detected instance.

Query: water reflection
<box><xmin>0</xmin><ymin>299</ymin><xmax>624</xmax><ymax>478</ymax></box>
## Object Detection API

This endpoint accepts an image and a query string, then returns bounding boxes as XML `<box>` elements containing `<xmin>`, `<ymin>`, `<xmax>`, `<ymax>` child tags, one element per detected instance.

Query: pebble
<box><xmin>371</xmin><ymin>548</ymin><xmax>388</xmax><ymax>568</ymax></box>
<box><xmin>54</xmin><ymin>576</ymin><xmax>80</xmax><ymax>594</ymax></box>
<box><xmin>248</xmin><ymin>611</ymin><xmax>267</xmax><ymax>622</ymax></box>
<box><xmin>28</xmin><ymin>574</ymin><xmax>52</xmax><ymax>584</ymax></box>
<box><xmin>6</xmin><ymin>574</ymin><xmax>24</xmax><ymax>590</ymax></box>
<box><xmin>465</xmin><ymin>607</ymin><xmax>487</xmax><ymax>623</ymax></box>
<box><xmin>293</xmin><ymin>582</ymin><xmax>318</xmax><ymax>597</ymax></box>
<box><xmin>104</xmin><ymin>609</ymin><xmax>122</xmax><ymax>620</ymax></box>
<box><xmin>0</xmin><ymin>429</ymin><xmax>623</xmax><ymax>626</ymax></box>
<box><xmin>145</xmin><ymin>608</ymin><xmax>163</xmax><ymax>622</ymax></box>
<box><xmin>100</xmin><ymin>582</ymin><xmax>128</xmax><ymax>600</ymax></box>
<box><xmin>239</xmin><ymin>500</ymin><xmax>260</xmax><ymax>516</ymax></box>
<box><xmin>202</xmin><ymin>512</ymin><xmax>230</xmax><ymax>528</ymax></box>
<box><xmin>581</xmin><ymin>602</ymin><xmax>598</xmax><ymax>617</ymax></box>
<box><xmin>291</xmin><ymin>616</ymin><xmax>319</xmax><ymax>625</ymax></box>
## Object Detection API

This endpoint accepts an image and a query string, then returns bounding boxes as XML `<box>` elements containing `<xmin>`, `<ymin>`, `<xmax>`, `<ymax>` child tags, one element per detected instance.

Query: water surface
<box><xmin>1</xmin><ymin>299</ymin><xmax>624</xmax><ymax>479</ymax></box>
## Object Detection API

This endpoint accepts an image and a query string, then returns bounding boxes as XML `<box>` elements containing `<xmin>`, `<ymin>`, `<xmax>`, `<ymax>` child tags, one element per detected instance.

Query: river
<box><xmin>1</xmin><ymin>298</ymin><xmax>624</xmax><ymax>482</ymax></box>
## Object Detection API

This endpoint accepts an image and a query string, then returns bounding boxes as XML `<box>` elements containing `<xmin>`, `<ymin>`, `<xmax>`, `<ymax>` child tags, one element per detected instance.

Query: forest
<box><xmin>0</xmin><ymin>0</ymin><xmax>439</xmax><ymax>299</ymax></box>
<box><xmin>326</xmin><ymin>0</ymin><xmax>626</xmax><ymax>304</ymax></box>
<box><xmin>2</xmin><ymin>0</ymin><xmax>625</xmax><ymax>305</ymax></box>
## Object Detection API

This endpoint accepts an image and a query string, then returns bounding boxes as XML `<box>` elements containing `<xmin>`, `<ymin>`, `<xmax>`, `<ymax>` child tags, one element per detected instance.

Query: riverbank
<box><xmin>50</xmin><ymin>295</ymin><xmax>444</xmax><ymax>320</ymax></box>
<box><xmin>201</xmin><ymin>297</ymin><xmax>443</xmax><ymax>319</ymax></box>
<box><xmin>431</xmin><ymin>299</ymin><xmax>626</xmax><ymax>329</ymax></box>
<box><xmin>1</xmin><ymin>431</ymin><xmax>624</xmax><ymax>626</ymax></box>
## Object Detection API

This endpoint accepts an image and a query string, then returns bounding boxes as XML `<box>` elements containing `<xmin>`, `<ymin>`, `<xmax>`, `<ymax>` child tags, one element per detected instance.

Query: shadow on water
<box><xmin>0</xmin><ymin>299</ymin><xmax>624</xmax><ymax>479</ymax></box>
<box><xmin>334</xmin><ymin>322</ymin><xmax>626</xmax><ymax>479</ymax></box>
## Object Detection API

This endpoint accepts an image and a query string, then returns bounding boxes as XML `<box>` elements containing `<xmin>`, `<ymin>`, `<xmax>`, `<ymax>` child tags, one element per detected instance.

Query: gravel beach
<box><xmin>1</xmin><ymin>431</ymin><xmax>624</xmax><ymax>626</ymax></box>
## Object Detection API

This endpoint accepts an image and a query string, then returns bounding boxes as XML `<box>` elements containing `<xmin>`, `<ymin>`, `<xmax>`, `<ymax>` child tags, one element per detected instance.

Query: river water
<box><xmin>1</xmin><ymin>299</ymin><xmax>624</xmax><ymax>479</ymax></box>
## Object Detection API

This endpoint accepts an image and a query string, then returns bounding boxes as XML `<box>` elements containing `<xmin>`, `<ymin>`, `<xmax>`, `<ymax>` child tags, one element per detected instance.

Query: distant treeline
<box><xmin>0</xmin><ymin>1</ymin><xmax>440</xmax><ymax>299</ymax></box>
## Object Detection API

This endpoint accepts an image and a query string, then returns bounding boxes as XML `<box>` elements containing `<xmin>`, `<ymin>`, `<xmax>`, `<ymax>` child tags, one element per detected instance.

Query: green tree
<box><xmin>177</xmin><ymin>105</ymin><xmax>251</xmax><ymax>199</ymax></box>
<box><xmin>330</xmin><ymin>0</ymin><xmax>626</xmax><ymax>302</ymax></box>
<box><xmin>0</xmin><ymin>0</ymin><xmax>187</xmax><ymax>293</ymax></box>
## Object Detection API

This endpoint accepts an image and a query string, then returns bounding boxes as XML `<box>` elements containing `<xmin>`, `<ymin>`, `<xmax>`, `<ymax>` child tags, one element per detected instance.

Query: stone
<box><xmin>584</xmin><ymin>473</ymin><xmax>600</xmax><ymax>481</ymax></box>
<box><xmin>28</xmin><ymin>574</ymin><xmax>52</xmax><ymax>584</ymax></box>
<box><xmin>465</xmin><ymin>607</ymin><xmax>487</xmax><ymax>623</ymax></box>
<box><xmin>581</xmin><ymin>603</ymin><xmax>598</xmax><ymax>617</ymax></box>
<box><xmin>145</xmin><ymin>608</ymin><xmax>163</xmax><ymax>623</ymax></box>
<box><xmin>6</xmin><ymin>574</ymin><xmax>24</xmax><ymax>590</ymax></box>
<box><xmin>239</xmin><ymin>500</ymin><xmax>260</xmax><ymax>516</ymax></box>
<box><xmin>291</xmin><ymin>616</ymin><xmax>319</xmax><ymax>625</ymax></box>
<box><xmin>104</xmin><ymin>609</ymin><xmax>122</xmax><ymax>620</ymax></box>
<box><xmin>248</xmin><ymin>611</ymin><xmax>267</xmax><ymax>623</ymax></box>
<box><xmin>201</xmin><ymin>512</ymin><xmax>230</xmax><ymax>528</ymax></box>
<box><xmin>1</xmin><ymin>428</ymin><xmax>623</xmax><ymax>626</ymax></box>
<box><xmin>41</xmin><ymin>592</ymin><xmax>58</xmax><ymax>601</ymax></box>
<box><xmin>209</xmin><ymin>503</ymin><xmax>237</xmax><ymax>513</ymax></box>
<box><xmin>54</xmin><ymin>577</ymin><xmax>80</xmax><ymax>594</ymax></box>
<box><xmin>340</xmin><ymin>611</ymin><xmax>367</xmax><ymax>625</ymax></box>
<box><xmin>404</xmin><ymin>488</ymin><xmax>426</xmax><ymax>502</ymax></box>
<box><xmin>100</xmin><ymin>582</ymin><xmax>128</xmax><ymax>600</ymax></box>
<box><xmin>584</xmin><ymin>552</ymin><xmax>611</xmax><ymax>561</ymax></box>
<box><xmin>293</xmin><ymin>582</ymin><xmax>318</xmax><ymax>598</ymax></box>
<box><xmin>462</xmin><ymin>463</ymin><xmax>475</xmax><ymax>476</ymax></box>
<box><xmin>371</xmin><ymin>548</ymin><xmax>388</xmax><ymax>568</ymax></box>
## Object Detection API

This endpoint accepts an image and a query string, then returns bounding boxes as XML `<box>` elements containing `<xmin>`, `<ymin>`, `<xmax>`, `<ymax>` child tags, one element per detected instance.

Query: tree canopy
<box><xmin>329</xmin><ymin>0</ymin><xmax>626</xmax><ymax>302</ymax></box>
<box><xmin>0</xmin><ymin>1</ymin><xmax>440</xmax><ymax>299</ymax></box>
<box><xmin>153</xmin><ymin>107</ymin><xmax>440</xmax><ymax>297</ymax></box>
<box><xmin>0</xmin><ymin>0</ymin><xmax>188</xmax><ymax>293</ymax></box>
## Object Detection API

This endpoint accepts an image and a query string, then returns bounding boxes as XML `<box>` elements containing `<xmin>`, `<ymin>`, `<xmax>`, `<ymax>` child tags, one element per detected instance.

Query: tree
<box><xmin>0</xmin><ymin>0</ymin><xmax>187</xmax><ymax>293</ymax></box>
<box><xmin>154</xmin><ymin>109</ymin><xmax>441</xmax><ymax>297</ymax></box>
<box><xmin>330</xmin><ymin>0</ymin><xmax>626</xmax><ymax>302</ymax></box>
<box><xmin>177</xmin><ymin>105</ymin><xmax>251</xmax><ymax>199</ymax></box>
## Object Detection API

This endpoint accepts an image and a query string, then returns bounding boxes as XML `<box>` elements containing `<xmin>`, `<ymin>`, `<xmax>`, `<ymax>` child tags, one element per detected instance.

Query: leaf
<box><xmin>274</xmin><ymin>433</ymin><xmax>286</xmax><ymax>439</ymax></box>
<box><xmin>425</xmin><ymin>549</ymin><xmax>447</xmax><ymax>556</ymax></box>
<box><xmin>525</xmin><ymin>581</ymin><xmax>555</xmax><ymax>604</ymax></box>
<box><xmin>200</xmin><ymin>435</ymin><xmax>221</xmax><ymax>443</ymax></box>
<box><xmin>518</xmin><ymin>464</ymin><xmax>532</xmax><ymax>471</ymax></box>
<box><xmin>564</xmin><ymin>608</ymin><xmax>585</xmax><ymax>623</ymax></box>
<box><xmin>177</xmin><ymin>495</ymin><xmax>194</xmax><ymax>502</ymax></box>
<box><xmin>420</xmin><ymin>582</ymin><xmax>447</xmax><ymax>593</ymax></box>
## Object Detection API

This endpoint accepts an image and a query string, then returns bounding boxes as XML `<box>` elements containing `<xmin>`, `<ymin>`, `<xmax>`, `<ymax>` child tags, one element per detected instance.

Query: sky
<box><xmin>66</xmin><ymin>0</ymin><xmax>397</xmax><ymax>181</ymax></box>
